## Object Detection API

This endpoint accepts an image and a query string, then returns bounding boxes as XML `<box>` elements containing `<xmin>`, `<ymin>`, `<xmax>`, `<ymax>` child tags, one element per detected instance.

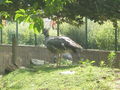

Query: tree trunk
<box><xmin>5</xmin><ymin>35</ymin><xmax>18</xmax><ymax>73</ymax></box>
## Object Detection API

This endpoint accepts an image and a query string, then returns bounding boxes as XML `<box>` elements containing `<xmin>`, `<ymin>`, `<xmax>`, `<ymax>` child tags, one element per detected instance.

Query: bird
<box><xmin>43</xmin><ymin>28</ymin><xmax>83</xmax><ymax>66</ymax></box>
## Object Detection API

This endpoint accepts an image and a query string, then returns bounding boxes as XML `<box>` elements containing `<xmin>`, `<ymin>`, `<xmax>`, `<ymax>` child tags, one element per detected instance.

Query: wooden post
<box><xmin>12</xmin><ymin>34</ymin><xmax>17</xmax><ymax>65</ymax></box>
<box><xmin>5</xmin><ymin>34</ymin><xmax>18</xmax><ymax>73</ymax></box>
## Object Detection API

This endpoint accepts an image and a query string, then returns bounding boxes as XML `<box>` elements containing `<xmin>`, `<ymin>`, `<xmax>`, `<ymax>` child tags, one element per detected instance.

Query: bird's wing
<box><xmin>45</xmin><ymin>36</ymin><xmax>83</xmax><ymax>53</ymax></box>
<box><xmin>46</xmin><ymin>37</ymin><xmax>67</xmax><ymax>53</ymax></box>
<box><xmin>58</xmin><ymin>36</ymin><xmax>83</xmax><ymax>49</ymax></box>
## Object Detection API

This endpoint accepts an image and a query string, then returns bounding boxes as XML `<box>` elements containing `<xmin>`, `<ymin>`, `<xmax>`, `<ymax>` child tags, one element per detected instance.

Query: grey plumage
<box><xmin>43</xmin><ymin>29</ymin><xmax>83</xmax><ymax>65</ymax></box>
<box><xmin>45</xmin><ymin>36</ymin><xmax>82</xmax><ymax>53</ymax></box>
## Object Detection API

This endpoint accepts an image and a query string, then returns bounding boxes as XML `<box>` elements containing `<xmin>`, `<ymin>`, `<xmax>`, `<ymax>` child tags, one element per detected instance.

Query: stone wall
<box><xmin>0</xmin><ymin>45</ymin><xmax>120</xmax><ymax>74</ymax></box>
<box><xmin>80</xmin><ymin>49</ymin><xmax>120</xmax><ymax>67</ymax></box>
<box><xmin>0</xmin><ymin>45</ymin><xmax>53</xmax><ymax>74</ymax></box>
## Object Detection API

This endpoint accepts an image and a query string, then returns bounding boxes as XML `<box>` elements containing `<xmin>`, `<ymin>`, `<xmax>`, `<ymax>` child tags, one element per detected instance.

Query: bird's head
<box><xmin>42</xmin><ymin>28</ymin><xmax>49</xmax><ymax>37</ymax></box>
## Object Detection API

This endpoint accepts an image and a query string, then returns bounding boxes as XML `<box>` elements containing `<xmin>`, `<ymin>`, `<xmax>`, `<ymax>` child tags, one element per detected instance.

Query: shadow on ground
<box><xmin>14</xmin><ymin>65</ymin><xmax>78</xmax><ymax>75</ymax></box>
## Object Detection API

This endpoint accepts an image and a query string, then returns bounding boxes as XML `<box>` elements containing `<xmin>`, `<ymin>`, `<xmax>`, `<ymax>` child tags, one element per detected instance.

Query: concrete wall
<box><xmin>0</xmin><ymin>45</ymin><xmax>53</xmax><ymax>74</ymax></box>
<box><xmin>80</xmin><ymin>49</ymin><xmax>120</xmax><ymax>67</ymax></box>
<box><xmin>0</xmin><ymin>45</ymin><xmax>120</xmax><ymax>74</ymax></box>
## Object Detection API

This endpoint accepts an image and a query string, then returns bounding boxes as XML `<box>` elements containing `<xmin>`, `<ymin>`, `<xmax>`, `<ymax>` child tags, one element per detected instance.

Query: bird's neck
<box><xmin>45</xmin><ymin>34</ymin><xmax>49</xmax><ymax>38</ymax></box>
<box><xmin>44</xmin><ymin>35</ymin><xmax>49</xmax><ymax>41</ymax></box>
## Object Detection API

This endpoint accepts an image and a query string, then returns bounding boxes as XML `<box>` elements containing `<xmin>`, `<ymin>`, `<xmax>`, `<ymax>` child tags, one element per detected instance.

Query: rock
<box><xmin>19</xmin><ymin>66</ymin><xmax>26</xmax><ymax>69</ymax></box>
<box><xmin>31</xmin><ymin>59</ymin><xmax>45</xmax><ymax>65</ymax></box>
<box><xmin>62</xmin><ymin>53</ymin><xmax>72</xmax><ymax>60</ymax></box>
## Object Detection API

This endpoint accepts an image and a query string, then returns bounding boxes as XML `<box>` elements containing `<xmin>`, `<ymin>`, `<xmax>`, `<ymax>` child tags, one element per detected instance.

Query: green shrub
<box><xmin>2</xmin><ymin>22</ymin><xmax>44</xmax><ymax>45</ymax></box>
<box><xmin>89</xmin><ymin>21</ymin><xmax>115</xmax><ymax>50</ymax></box>
<box><xmin>60</xmin><ymin>21</ymin><xmax>120</xmax><ymax>50</ymax></box>
<box><xmin>60</xmin><ymin>59</ymin><xmax>72</xmax><ymax>66</ymax></box>
<box><xmin>107</xmin><ymin>51</ymin><xmax>116</xmax><ymax>68</ymax></box>
<box><xmin>79</xmin><ymin>59</ymin><xmax>95</xmax><ymax>66</ymax></box>
<box><xmin>100</xmin><ymin>60</ymin><xmax>106</xmax><ymax>67</ymax></box>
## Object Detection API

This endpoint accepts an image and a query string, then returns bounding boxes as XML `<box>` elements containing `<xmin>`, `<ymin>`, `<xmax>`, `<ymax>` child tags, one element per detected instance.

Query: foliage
<box><xmin>107</xmin><ymin>51</ymin><xmax>116</xmax><ymax>68</ymax></box>
<box><xmin>62</xmin><ymin>0</ymin><xmax>120</xmax><ymax>23</ymax></box>
<box><xmin>0</xmin><ymin>0</ymin><xmax>120</xmax><ymax>33</ymax></box>
<box><xmin>15</xmin><ymin>9</ymin><xmax>44</xmax><ymax>33</ymax></box>
<box><xmin>0</xmin><ymin>0</ymin><xmax>120</xmax><ymax>49</ymax></box>
<box><xmin>0</xmin><ymin>65</ymin><xmax>118</xmax><ymax>90</ymax></box>
<box><xmin>2</xmin><ymin>22</ymin><xmax>44</xmax><ymax>45</ymax></box>
<box><xmin>100</xmin><ymin>61</ymin><xmax>106</xmax><ymax>67</ymax></box>
<box><xmin>79</xmin><ymin>59</ymin><xmax>95</xmax><ymax>66</ymax></box>
<box><xmin>60</xmin><ymin>21</ymin><xmax>120</xmax><ymax>50</ymax></box>
<box><xmin>60</xmin><ymin>59</ymin><xmax>72</xmax><ymax>66</ymax></box>
<box><xmin>89</xmin><ymin>21</ymin><xmax>115</xmax><ymax>50</ymax></box>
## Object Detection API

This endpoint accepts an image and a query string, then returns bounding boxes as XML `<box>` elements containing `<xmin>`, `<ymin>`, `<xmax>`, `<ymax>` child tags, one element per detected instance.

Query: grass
<box><xmin>0</xmin><ymin>65</ymin><xmax>120</xmax><ymax>90</ymax></box>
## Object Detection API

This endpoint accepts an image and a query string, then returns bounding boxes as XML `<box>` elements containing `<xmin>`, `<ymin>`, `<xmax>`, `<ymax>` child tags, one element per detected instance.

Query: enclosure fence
<box><xmin>0</xmin><ymin>45</ymin><xmax>120</xmax><ymax>74</ymax></box>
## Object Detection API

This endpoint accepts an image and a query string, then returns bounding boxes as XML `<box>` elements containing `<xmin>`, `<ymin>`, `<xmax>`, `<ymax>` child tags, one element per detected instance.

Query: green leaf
<box><xmin>15</xmin><ymin>14</ymin><xmax>24</xmax><ymax>20</ymax></box>
<box><xmin>17</xmin><ymin>9</ymin><xmax>26</xmax><ymax>14</ymax></box>
<box><xmin>29</xmin><ymin>23</ymin><xmax>34</xmax><ymax>30</ymax></box>
<box><xmin>0</xmin><ymin>24</ymin><xmax>3</xmax><ymax>29</ymax></box>
<box><xmin>5</xmin><ymin>0</ymin><xmax>12</xmax><ymax>3</ymax></box>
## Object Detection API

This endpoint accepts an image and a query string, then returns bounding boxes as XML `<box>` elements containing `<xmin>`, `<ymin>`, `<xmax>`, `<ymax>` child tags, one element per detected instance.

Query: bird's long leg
<box><xmin>55</xmin><ymin>53</ymin><xmax>62</xmax><ymax>67</ymax></box>
<box><xmin>57</xmin><ymin>53</ymin><xmax>60</xmax><ymax>67</ymax></box>
<box><xmin>59</xmin><ymin>54</ymin><xmax>62</xmax><ymax>66</ymax></box>
<box><xmin>56</xmin><ymin>53</ymin><xmax>61</xmax><ymax>67</ymax></box>
<box><xmin>56</xmin><ymin>54</ymin><xmax>59</xmax><ymax>67</ymax></box>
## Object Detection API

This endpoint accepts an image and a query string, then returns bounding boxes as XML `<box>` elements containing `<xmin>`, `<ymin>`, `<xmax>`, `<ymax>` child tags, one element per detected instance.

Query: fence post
<box><xmin>16</xmin><ymin>21</ymin><xmax>18</xmax><ymax>44</ymax></box>
<box><xmin>85</xmin><ymin>17</ymin><xmax>88</xmax><ymax>49</ymax></box>
<box><xmin>5</xmin><ymin>34</ymin><xmax>18</xmax><ymax>72</ymax></box>
<box><xmin>12</xmin><ymin>34</ymin><xmax>17</xmax><ymax>66</ymax></box>
<box><xmin>34</xmin><ymin>33</ymin><xmax>37</xmax><ymax>46</ymax></box>
<box><xmin>113</xmin><ymin>21</ymin><xmax>118</xmax><ymax>51</ymax></box>
<box><xmin>0</xmin><ymin>17</ymin><xmax>2</xmax><ymax>44</ymax></box>
<box><xmin>57</xmin><ymin>21</ymin><xmax>60</xmax><ymax>36</ymax></box>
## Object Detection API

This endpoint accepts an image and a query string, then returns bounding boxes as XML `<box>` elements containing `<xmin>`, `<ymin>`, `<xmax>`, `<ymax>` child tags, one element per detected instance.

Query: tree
<box><xmin>0</xmin><ymin>0</ymin><xmax>120</xmax><ymax>50</ymax></box>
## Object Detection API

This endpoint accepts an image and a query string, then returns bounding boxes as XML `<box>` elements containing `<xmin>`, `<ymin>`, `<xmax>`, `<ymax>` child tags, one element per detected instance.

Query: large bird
<box><xmin>43</xmin><ymin>29</ymin><xmax>83</xmax><ymax>66</ymax></box>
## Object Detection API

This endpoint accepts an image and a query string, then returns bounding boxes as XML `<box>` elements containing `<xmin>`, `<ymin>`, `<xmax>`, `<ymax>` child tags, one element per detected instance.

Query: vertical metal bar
<box><xmin>57</xmin><ymin>22</ymin><xmax>60</xmax><ymax>36</ymax></box>
<box><xmin>0</xmin><ymin>17</ymin><xmax>2</xmax><ymax>44</ymax></box>
<box><xmin>34</xmin><ymin>33</ymin><xmax>37</xmax><ymax>46</ymax></box>
<box><xmin>115</xmin><ymin>24</ymin><xmax>118</xmax><ymax>51</ymax></box>
<box><xmin>85</xmin><ymin>17</ymin><xmax>88</xmax><ymax>49</ymax></box>
<box><xmin>16</xmin><ymin>21</ymin><xmax>18</xmax><ymax>44</ymax></box>
<box><xmin>0</xmin><ymin>28</ymin><xmax>2</xmax><ymax>44</ymax></box>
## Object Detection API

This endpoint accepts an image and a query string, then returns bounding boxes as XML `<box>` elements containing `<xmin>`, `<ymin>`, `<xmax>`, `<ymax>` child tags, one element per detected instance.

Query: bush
<box><xmin>2</xmin><ymin>22</ymin><xmax>44</xmax><ymax>46</ymax></box>
<box><xmin>89</xmin><ymin>21</ymin><xmax>115</xmax><ymax>50</ymax></box>
<box><xmin>107</xmin><ymin>51</ymin><xmax>116</xmax><ymax>68</ymax></box>
<box><xmin>60</xmin><ymin>21</ymin><xmax>120</xmax><ymax>50</ymax></box>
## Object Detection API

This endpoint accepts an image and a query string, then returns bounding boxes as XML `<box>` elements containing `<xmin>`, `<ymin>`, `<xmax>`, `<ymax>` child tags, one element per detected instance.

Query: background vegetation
<box><xmin>60</xmin><ymin>21</ymin><xmax>120</xmax><ymax>50</ymax></box>
<box><xmin>2</xmin><ymin>22</ymin><xmax>44</xmax><ymax>46</ymax></box>
<box><xmin>1</xmin><ymin>20</ymin><xmax>120</xmax><ymax>50</ymax></box>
